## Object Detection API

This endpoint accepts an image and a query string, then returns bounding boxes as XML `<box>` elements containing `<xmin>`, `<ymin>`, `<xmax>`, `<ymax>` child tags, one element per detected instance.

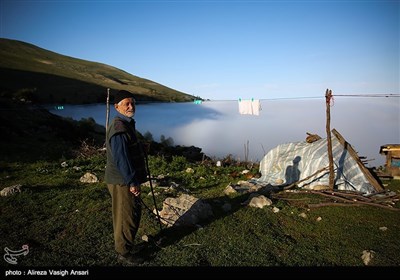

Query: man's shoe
<box><xmin>131</xmin><ymin>243</ymin><xmax>147</xmax><ymax>254</ymax></box>
<box><xmin>117</xmin><ymin>253</ymin><xmax>145</xmax><ymax>265</ymax></box>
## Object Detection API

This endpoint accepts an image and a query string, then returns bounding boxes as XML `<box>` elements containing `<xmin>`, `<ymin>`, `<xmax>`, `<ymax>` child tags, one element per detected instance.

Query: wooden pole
<box><xmin>106</xmin><ymin>88</ymin><xmax>110</xmax><ymax>131</ymax></box>
<box><xmin>325</xmin><ymin>89</ymin><xmax>334</xmax><ymax>190</ymax></box>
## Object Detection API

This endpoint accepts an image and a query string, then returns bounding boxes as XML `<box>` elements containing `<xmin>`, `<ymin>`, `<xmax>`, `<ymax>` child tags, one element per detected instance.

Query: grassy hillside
<box><xmin>0</xmin><ymin>38</ymin><xmax>197</xmax><ymax>104</ymax></box>
<box><xmin>0</xmin><ymin>97</ymin><xmax>106</xmax><ymax>162</ymax></box>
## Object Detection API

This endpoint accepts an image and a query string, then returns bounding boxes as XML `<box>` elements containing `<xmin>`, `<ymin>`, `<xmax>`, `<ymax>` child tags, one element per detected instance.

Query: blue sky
<box><xmin>0</xmin><ymin>0</ymin><xmax>399</xmax><ymax>100</ymax></box>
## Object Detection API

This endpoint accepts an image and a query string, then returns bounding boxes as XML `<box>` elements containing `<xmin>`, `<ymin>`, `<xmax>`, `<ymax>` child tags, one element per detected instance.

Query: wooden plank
<box><xmin>332</xmin><ymin>129</ymin><xmax>384</xmax><ymax>192</ymax></box>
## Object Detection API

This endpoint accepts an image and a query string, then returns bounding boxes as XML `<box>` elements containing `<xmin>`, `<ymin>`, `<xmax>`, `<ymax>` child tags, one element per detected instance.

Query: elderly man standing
<box><xmin>105</xmin><ymin>90</ymin><xmax>148</xmax><ymax>265</ymax></box>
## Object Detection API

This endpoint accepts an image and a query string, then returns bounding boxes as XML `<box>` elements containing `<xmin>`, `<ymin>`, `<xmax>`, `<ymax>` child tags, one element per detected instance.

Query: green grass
<box><xmin>1</xmin><ymin>153</ymin><xmax>399</xmax><ymax>269</ymax></box>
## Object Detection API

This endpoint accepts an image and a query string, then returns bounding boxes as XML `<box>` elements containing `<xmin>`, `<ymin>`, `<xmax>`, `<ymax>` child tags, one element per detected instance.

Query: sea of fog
<box><xmin>47</xmin><ymin>98</ymin><xmax>400</xmax><ymax>167</ymax></box>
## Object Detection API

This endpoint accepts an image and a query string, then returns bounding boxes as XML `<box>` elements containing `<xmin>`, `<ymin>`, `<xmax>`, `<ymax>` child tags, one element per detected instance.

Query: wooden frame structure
<box><xmin>332</xmin><ymin>129</ymin><xmax>384</xmax><ymax>192</ymax></box>
<box><xmin>379</xmin><ymin>144</ymin><xmax>400</xmax><ymax>177</ymax></box>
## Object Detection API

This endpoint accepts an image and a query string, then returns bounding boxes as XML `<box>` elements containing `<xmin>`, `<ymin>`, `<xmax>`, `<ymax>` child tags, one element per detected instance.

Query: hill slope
<box><xmin>0</xmin><ymin>38</ymin><xmax>196</xmax><ymax>104</ymax></box>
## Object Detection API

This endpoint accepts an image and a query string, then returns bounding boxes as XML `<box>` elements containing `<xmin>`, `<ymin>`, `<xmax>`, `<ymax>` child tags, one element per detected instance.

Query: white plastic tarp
<box><xmin>256</xmin><ymin>135</ymin><xmax>376</xmax><ymax>194</ymax></box>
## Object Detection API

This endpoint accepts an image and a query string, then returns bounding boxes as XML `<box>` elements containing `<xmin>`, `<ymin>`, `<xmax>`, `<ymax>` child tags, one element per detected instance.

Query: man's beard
<box><xmin>126</xmin><ymin>111</ymin><xmax>135</xmax><ymax>117</ymax></box>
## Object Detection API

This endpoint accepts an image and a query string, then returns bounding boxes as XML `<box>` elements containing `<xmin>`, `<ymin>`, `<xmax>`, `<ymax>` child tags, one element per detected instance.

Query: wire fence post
<box><xmin>325</xmin><ymin>89</ymin><xmax>334</xmax><ymax>190</ymax></box>
<box><xmin>105</xmin><ymin>88</ymin><xmax>110</xmax><ymax>132</ymax></box>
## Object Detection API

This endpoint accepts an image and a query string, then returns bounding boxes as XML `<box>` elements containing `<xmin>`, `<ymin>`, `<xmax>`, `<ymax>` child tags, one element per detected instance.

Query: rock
<box><xmin>157</xmin><ymin>194</ymin><xmax>213</xmax><ymax>227</ymax></box>
<box><xmin>245</xmin><ymin>194</ymin><xmax>272</xmax><ymax>209</ymax></box>
<box><xmin>272</xmin><ymin>207</ymin><xmax>280</xmax><ymax>213</ymax></box>
<box><xmin>299</xmin><ymin>212</ymin><xmax>308</xmax><ymax>219</ymax></box>
<box><xmin>224</xmin><ymin>185</ymin><xmax>237</xmax><ymax>195</ymax></box>
<box><xmin>361</xmin><ymin>250</ymin><xmax>375</xmax><ymax>265</ymax></box>
<box><xmin>79</xmin><ymin>172</ymin><xmax>98</xmax><ymax>183</ymax></box>
<box><xmin>1</xmin><ymin>184</ymin><xmax>22</xmax><ymax>197</ymax></box>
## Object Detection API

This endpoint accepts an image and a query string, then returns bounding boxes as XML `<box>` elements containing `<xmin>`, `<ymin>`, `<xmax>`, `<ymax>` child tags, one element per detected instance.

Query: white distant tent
<box><xmin>256</xmin><ymin>129</ymin><xmax>383</xmax><ymax>194</ymax></box>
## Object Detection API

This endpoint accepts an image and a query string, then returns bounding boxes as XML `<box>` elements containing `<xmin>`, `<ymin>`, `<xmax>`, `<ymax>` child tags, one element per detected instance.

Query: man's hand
<box><xmin>129</xmin><ymin>185</ymin><xmax>141</xmax><ymax>197</ymax></box>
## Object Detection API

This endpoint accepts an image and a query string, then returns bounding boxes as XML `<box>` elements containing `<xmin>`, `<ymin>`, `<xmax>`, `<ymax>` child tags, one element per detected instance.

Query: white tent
<box><xmin>256</xmin><ymin>129</ymin><xmax>383</xmax><ymax>194</ymax></box>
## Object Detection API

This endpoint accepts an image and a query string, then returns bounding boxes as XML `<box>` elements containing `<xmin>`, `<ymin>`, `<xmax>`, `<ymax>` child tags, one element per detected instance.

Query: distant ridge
<box><xmin>0</xmin><ymin>38</ymin><xmax>197</xmax><ymax>104</ymax></box>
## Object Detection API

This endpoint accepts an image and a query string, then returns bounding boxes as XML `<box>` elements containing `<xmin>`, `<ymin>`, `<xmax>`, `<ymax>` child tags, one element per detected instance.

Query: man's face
<box><xmin>115</xmin><ymin>97</ymin><xmax>136</xmax><ymax>118</ymax></box>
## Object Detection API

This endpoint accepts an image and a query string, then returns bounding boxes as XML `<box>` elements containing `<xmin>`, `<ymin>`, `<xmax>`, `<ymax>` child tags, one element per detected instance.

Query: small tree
<box><xmin>160</xmin><ymin>135</ymin><xmax>174</xmax><ymax>147</ymax></box>
<box><xmin>143</xmin><ymin>131</ymin><xmax>154</xmax><ymax>142</ymax></box>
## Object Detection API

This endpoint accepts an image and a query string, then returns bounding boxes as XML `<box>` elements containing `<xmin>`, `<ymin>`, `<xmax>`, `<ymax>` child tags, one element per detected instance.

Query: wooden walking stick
<box><xmin>144</xmin><ymin>152</ymin><xmax>163</xmax><ymax>231</ymax></box>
